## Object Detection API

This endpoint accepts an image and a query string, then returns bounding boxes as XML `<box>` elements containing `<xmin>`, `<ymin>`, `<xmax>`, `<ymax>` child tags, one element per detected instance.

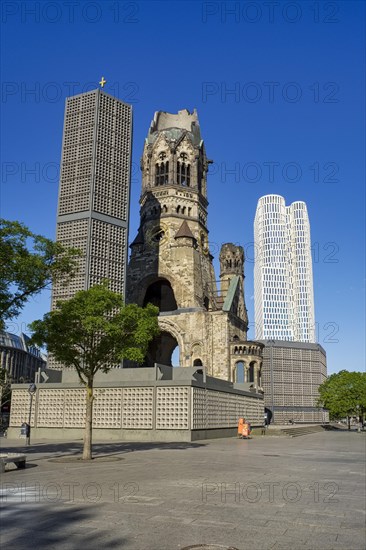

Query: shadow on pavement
<box><xmin>1</xmin><ymin>440</ymin><xmax>207</xmax><ymax>460</ymax></box>
<box><xmin>0</xmin><ymin>500</ymin><xmax>126</xmax><ymax>549</ymax></box>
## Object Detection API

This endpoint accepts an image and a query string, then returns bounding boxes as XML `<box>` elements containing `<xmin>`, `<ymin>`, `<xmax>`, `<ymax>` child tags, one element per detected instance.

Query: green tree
<box><xmin>0</xmin><ymin>219</ymin><xmax>80</xmax><ymax>329</ymax></box>
<box><xmin>0</xmin><ymin>369</ymin><xmax>12</xmax><ymax>426</ymax></box>
<box><xmin>317</xmin><ymin>370</ymin><xmax>366</xmax><ymax>428</ymax></box>
<box><xmin>0</xmin><ymin>368</ymin><xmax>9</xmax><ymax>401</ymax></box>
<box><xmin>30</xmin><ymin>284</ymin><xmax>159</xmax><ymax>459</ymax></box>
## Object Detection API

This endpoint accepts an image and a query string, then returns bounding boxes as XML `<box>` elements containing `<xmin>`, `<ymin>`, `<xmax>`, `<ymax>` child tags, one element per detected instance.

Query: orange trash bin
<box><xmin>238</xmin><ymin>417</ymin><xmax>251</xmax><ymax>439</ymax></box>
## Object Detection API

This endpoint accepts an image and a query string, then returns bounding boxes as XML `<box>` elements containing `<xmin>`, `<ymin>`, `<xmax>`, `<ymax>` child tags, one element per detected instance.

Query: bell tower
<box><xmin>127</xmin><ymin>109</ymin><xmax>216</xmax><ymax>312</ymax></box>
<box><xmin>218</xmin><ymin>243</ymin><xmax>249</xmax><ymax>340</ymax></box>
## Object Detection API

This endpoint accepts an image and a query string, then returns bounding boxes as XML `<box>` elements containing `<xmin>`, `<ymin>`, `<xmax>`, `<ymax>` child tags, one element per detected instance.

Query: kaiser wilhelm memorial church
<box><xmin>127</xmin><ymin>108</ymin><xmax>264</xmax><ymax>383</ymax></box>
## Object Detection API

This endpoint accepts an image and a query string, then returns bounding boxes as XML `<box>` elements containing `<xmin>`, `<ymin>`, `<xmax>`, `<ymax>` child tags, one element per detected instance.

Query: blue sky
<box><xmin>1</xmin><ymin>1</ymin><xmax>365</xmax><ymax>374</ymax></box>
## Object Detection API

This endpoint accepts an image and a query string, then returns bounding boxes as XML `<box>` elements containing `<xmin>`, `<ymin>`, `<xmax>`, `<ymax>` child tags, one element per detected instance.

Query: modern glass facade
<box><xmin>254</xmin><ymin>195</ymin><xmax>315</xmax><ymax>342</ymax></box>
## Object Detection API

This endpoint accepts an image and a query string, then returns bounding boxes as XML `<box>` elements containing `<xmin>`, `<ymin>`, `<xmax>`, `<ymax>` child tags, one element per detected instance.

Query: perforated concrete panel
<box><xmin>93</xmin><ymin>388</ymin><xmax>123</xmax><ymax>428</ymax></box>
<box><xmin>122</xmin><ymin>387</ymin><xmax>153</xmax><ymax>429</ymax></box>
<box><xmin>9</xmin><ymin>390</ymin><xmax>36</xmax><ymax>427</ymax></box>
<box><xmin>156</xmin><ymin>387</ymin><xmax>189</xmax><ymax>429</ymax></box>
<box><xmin>64</xmin><ymin>389</ymin><xmax>85</xmax><ymax>428</ymax></box>
<box><xmin>37</xmin><ymin>389</ymin><xmax>65</xmax><ymax>427</ymax></box>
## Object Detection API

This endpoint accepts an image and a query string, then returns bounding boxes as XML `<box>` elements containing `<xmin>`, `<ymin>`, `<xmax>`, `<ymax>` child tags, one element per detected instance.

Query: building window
<box><xmin>235</xmin><ymin>361</ymin><xmax>245</xmax><ymax>383</ymax></box>
<box><xmin>155</xmin><ymin>161</ymin><xmax>169</xmax><ymax>185</ymax></box>
<box><xmin>177</xmin><ymin>153</ymin><xmax>190</xmax><ymax>186</ymax></box>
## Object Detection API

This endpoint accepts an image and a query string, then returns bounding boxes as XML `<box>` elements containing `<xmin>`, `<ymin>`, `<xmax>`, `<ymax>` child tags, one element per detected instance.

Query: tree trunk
<box><xmin>83</xmin><ymin>379</ymin><xmax>94</xmax><ymax>460</ymax></box>
<box><xmin>347</xmin><ymin>416</ymin><xmax>351</xmax><ymax>430</ymax></box>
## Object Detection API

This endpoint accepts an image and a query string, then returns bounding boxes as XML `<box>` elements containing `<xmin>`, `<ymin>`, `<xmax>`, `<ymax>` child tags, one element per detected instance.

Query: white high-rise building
<box><xmin>254</xmin><ymin>195</ymin><xmax>315</xmax><ymax>342</ymax></box>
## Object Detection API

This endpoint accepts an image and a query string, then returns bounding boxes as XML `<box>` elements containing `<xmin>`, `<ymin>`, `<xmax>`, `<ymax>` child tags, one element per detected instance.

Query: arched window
<box><xmin>249</xmin><ymin>363</ymin><xmax>255</xmax><ymax>383</ymax></box>
<box><xmin>193</xmin><ymin>358</ymin><xmax>203</xmax><ymax>367</ymax></box>
<box><xmin>235</xmin><ymin>361</ymin><xmax>245</xmax><ymax>383</ymax></box>
<box><xmin>177</xmin><ymin>160</ymin><xmax>190</xmax><ymax>186</ymax></box>
<box><xmin>197</xmin><ymin>160</ymin><xmax>203</xmax><ymax>193</ymax></box>
<box><xmin>155</xmin><ymin>161</ymin><xmax>169</xmax><ymax>185</ymax></box>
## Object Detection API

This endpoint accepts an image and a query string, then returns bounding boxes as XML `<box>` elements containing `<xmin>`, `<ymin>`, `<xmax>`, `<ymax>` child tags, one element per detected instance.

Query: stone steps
<box><xmin>280</xmin><ymin>424</ymin><xmax>326</xmax><ymax>437</ymax></box>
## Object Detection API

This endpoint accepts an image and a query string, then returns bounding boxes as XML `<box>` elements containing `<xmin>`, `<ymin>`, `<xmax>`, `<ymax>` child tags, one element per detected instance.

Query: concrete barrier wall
<box><xmin>8</xmin><ymin>379</ymin><xmax>264</xmax><ymax>441</ymax></box>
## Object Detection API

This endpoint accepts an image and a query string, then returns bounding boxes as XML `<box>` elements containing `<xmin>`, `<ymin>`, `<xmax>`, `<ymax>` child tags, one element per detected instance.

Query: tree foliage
<box><xmin>30</xmin><ymin>284</ymin><xmax>160</xmax><ymax>458</ymax></box>
<box><xmin>0</xmin><ymin>369</ymin><xmax>12</xmax><ymax>409</ymax></box>
<box><xmin>0</xmin><ymin>219</ymin><xmax>80</xmax><ymax>328</ymax></box>
<box><xmin>317</xmin><ymin>370</ymin><xmax>366</xmax><ymax>422</ymax></box>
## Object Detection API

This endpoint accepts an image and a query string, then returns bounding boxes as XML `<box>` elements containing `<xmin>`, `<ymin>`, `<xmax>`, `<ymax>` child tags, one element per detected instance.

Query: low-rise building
<box><xmin>0</xmin><ymin>331</ymin><xmax>46</xmax><ymax>383</ymax></box>
<box><xmin>259</xmin><ymin>339</ymin><xmax>328</xmax><ymax>424</ymax></box>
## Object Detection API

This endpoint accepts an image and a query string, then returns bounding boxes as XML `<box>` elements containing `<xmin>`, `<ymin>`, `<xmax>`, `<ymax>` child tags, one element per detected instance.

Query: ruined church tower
<box><xmin>127</xmin><ymin>109</ymin><xmax>263</xmax><ymax>383</ymax></box>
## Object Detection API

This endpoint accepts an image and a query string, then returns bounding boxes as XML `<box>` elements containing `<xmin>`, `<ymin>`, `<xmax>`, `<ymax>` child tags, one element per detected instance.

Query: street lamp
<box><xmin>26</xmin><ymin>383</ymin><xmax>37</xmax><ymax>446</ymax></box>
<box><xmin>268</xmin><ymin>340</ymin><xmax>276</xmax><ymax>424</ymax></box>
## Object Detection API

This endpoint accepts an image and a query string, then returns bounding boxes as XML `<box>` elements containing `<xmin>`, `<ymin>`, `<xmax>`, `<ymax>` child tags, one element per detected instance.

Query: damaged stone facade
<box><xmin>127</xmin><ymin>109</ymin><xmax>263</xmax><ymax>386</ymax></box>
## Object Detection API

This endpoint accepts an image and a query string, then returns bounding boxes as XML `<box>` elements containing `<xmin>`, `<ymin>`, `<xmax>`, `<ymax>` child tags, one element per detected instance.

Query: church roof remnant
<box><xmin>147</xmin><ymin>109</ymin><xmax>202</xmax><ymax>146</ymax></box>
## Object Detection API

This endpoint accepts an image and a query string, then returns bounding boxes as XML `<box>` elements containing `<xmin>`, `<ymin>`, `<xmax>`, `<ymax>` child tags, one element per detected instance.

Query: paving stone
<box><xmin>1</xmin><ymin>431</ymin><xmax>365</xmax><ymax>549</ymax></box>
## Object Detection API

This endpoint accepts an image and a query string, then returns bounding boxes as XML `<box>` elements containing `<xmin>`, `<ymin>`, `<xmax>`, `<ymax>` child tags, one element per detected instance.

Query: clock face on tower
<box><xmin>146</xmin><ymin>222</ymin><xmax>169</xmax><ymax>248</ymax></box>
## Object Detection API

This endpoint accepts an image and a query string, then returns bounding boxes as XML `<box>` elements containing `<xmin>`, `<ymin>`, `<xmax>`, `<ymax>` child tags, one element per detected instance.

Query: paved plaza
<box><xmin>0</xmin><ymin>430</ymin><xmax>365</xmax><ymax>550</ymax></box>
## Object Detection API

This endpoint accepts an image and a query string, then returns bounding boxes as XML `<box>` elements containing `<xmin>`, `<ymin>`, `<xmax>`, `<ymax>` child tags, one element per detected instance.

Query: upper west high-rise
<box><xmin>254</xmin><ymin>194</ymin><xmax>315</xmax><ymax>342</ymax></box>
<box><xmin>51</xmin><ymin>88</ymin><xmax>132</xmax><ymax>311</ymax></box>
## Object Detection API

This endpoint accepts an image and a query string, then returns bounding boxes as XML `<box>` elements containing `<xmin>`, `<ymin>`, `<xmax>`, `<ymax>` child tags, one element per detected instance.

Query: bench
<box><xmin>0</xmin><ymin>453</ymin><xmax>26</xmax><ymax>473</ymax></box>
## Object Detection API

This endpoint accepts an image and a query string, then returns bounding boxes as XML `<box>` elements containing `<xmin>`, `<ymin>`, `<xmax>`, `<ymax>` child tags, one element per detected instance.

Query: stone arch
<box><xmin>143</xmin><ymin>279</ymin><xmax>177</xmax><ymax>312</ymax></box>
<box><xmin>145</xmin><ymin>331</ymin><xmax>178</xmax><ymax>367</ymax></box>
<box><xmin>158</xmin><ymin>317</ymin><xmax>185</xmax><ymax>348</ymax></box>
<box><xmin>132</xmin><ymin>273</ymin><xmax>179</xmax><ymax>308</ymax></box>
<box><xmin>191</xmin><ymin>341</ymin><xmax>204</xmax><ymax>365</ymax></box>
<box><xmin>144</xmin><ymin>317</ymin><xmax>184</xmax><ymax>368</ymax></box>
